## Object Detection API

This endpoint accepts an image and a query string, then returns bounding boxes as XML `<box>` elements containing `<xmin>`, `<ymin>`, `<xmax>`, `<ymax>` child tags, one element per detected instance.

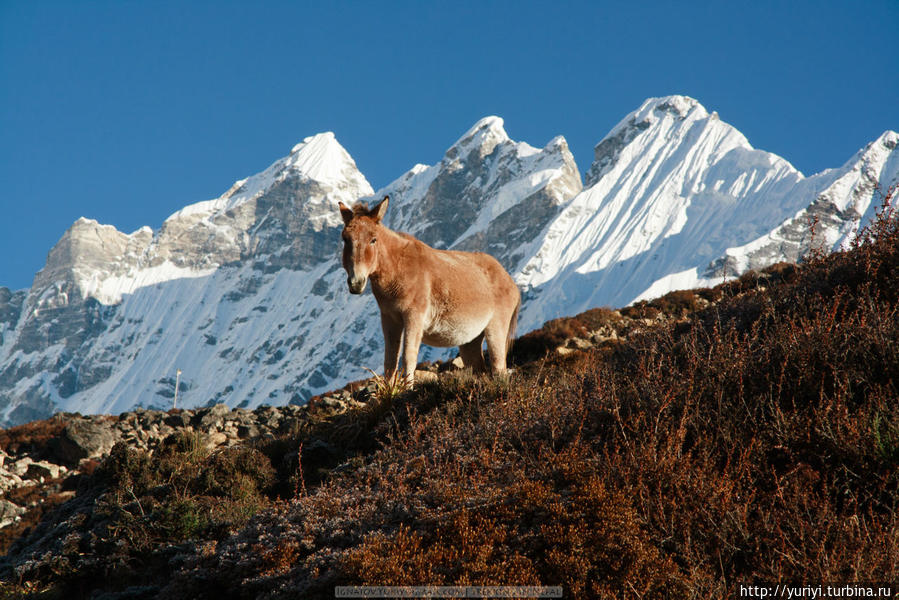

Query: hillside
<box><xmin>1</xmin><ymin>192</ymin><xmax>897</xmax><ymax>598</ymax></box>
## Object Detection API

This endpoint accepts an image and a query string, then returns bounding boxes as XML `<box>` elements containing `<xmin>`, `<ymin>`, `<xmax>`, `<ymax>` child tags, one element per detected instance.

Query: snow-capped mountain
<box><xmin>516</xmin><ymin>96</ymin><xmax>898</xmax><ymax>330</ymax></box>
<box><xmin>0</xmin><ymin>119</ymin><xmax>580</xmax><ymax>425</ymax></box>
<box><xmin>1</xmin><ymin>96</ymin><xmax>896</xmax><ymax>425</ymax></box>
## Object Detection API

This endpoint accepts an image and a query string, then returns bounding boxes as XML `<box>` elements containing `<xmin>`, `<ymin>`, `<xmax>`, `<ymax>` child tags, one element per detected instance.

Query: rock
<box><xmin>236</xmin><ymin>423</ymin><xmax>260</xmax><ymax>439</ymax></box>
<box><xmin>204</xmin><ymin>432</ymin><xmax>228</xmax><ymax>450</ymax></box>
<box><xmin>164</xmin><ymin>412</ymin><xmax>191</xmax><ymax>428</ymax></box>
<box><xmin>0</xmin><ymin>499</ymin><xmax>25</xmax><ymax>528</ymax></box>
<box><xmin>0</xmin><ymin>470</ymin><xmax>23</xmax><ymax>493</ymax></box>
<box><xmin>253</xmin><ymin>407</ymin><xmax>281</xmax><ymax>429</ymax></box>
<box><xmin>0</xmin><ymin>449</ymin><xmax>7</xmax><ymax>468</ymax></box>
<box><xmin>414</xmin><ymin>370</ymin><xmax>439</xmax><ymax>383</ymax></box>
<box><xmin>192</xmin><ymin>404</ymin><xmax>231</xmax><ymax>430</ymax></box>
<box><xmin>590</xmin><ymin>327</ymin><xmax>619</xmax><ymax>343</ymax></box>
<box><xmin>52</xmin><ymin>419</ymin><xmax>116</xmax><ymax>466</ymax></box>
<box><xmin>138</xmin><ymin>410</ymin><xmax>165</xmax><ymax>428</ymax></box>
<box><xmin>10</xmin><ymin>456</ymin><xmax>33</xmax><ymax>476</ymax></box>
<box><xmin>438</xmin><ymin>356</ymin><xmax>466</xmax><ymax>372</ymax></box>
<box><xmin>556</xmin><ymin>346</ymin><xmax>575</xmax><ymax>356</ymax></box>
<box><xmin>25</xmin><ymin>461</ymin><xmax>62</xmax><ymax>481</ymax></box>
<box><xmin>567</xmin><ymin>337</ymin><xmax>593</xmax><ymax>350</ymax></box>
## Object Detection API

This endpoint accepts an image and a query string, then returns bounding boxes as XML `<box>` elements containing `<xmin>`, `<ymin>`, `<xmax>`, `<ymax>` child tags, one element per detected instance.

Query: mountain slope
<box><xmin>516</xmin><ymin>96</ymin><xmax>898</xmax><ymax>330</ymax></box>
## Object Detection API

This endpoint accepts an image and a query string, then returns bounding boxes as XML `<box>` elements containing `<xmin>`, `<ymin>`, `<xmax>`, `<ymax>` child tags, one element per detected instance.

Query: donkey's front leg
<box><xmin>401</xmin><ymin>314</ymin><xmax>424</xmax><ymax>387</ymax></box>
<box><xmin>381</xmin><ymin>312</ymin><xmax>402</xmax><ymax>381</ymax></box>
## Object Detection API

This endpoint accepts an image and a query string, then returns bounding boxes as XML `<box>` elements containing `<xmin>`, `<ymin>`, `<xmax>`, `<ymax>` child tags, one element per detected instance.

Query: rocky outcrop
<box><xmin>0</xmin><ymin>394</ymin><xmax>369</xmax><ymax>538</ymax></box>
<box><xmin>51</xmin><ymin>419</ymin><xmax>117</xmax><ymax>465</ymax></box>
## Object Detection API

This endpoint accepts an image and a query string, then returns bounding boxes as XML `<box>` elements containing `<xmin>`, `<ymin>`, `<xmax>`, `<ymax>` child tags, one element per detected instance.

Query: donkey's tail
<box><xmin>506</xmin><ymin>295</ymin><xmax>520</xmax><ymax>357</ymax></box>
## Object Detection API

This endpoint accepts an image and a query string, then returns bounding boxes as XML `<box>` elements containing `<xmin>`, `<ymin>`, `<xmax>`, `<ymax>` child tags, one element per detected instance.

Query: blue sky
<box><xmin>1</xmin><ymin>0</ymin><xmax>897</xmax><ymax>291</ymax></box>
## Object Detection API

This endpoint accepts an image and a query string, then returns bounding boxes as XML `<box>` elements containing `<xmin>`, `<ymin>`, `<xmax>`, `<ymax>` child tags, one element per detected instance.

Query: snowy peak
<box><xmin>286</xmin><ymin>132</ymin><xmax>366</xmax><ymax>187</ymax></box>
<box><xmin>699</xmin><ymin>128</ymin><xmax>899</xmax><ymax>281</ymax></box>
<box><xmin>516</xmin><ymin>96</ymin><xmax>816</xmax><ymax>328</ymax></box>
<box><xmin>30</xmin><ymin>132</ymin><xmax>374</xmax><ymax>309</ymax></box>
<box><xmin>639</xmin><ymin>94</ymin><xmax>704</xmax><ymax>118</ymax></box>
<box><xmin>29</xmin><ymin>218</ymin><xmax>155</xmax><ymax>311</ymax></box>
<box><xmin>377</xmin><ymin>117</ymin><xmax>582</xmax><ymax>270</ymax></box>
<box><xmin>168</xmin><ymin>132</ymin><xmax>372</xmax><ymax>224</ymax></box>
<box><xmin>610</xmin><ymin>95</ymin><xmax>707</xmax><ymax>136</ymax></box>
<box><xmin>586</xmin><ymin>95</ymin><xmax>752</xmax><ymax>188</ymax></box>
<box><xmin>446</xmin><ymin>116</ymin><xmax>510</xmax><ymax>161</ymax></box>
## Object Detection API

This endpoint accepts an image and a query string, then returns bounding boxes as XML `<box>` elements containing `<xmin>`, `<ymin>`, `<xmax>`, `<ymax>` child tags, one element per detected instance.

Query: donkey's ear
<box><xmin>338</xmin><ymin>202</ymin><xmax>354</xmax><ymax>225</ymax></box>
<box><xmin>371</xmin><ymin>195</ymin><xmax>389</xmax><ymax>223</ymax></box>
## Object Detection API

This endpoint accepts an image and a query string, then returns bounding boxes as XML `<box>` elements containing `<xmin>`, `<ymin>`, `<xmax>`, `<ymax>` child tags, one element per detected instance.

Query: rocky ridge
<box><xmin>0</xmin><ymin>397</ymin><xmax>360</xmax><ymax>542</ymax></box>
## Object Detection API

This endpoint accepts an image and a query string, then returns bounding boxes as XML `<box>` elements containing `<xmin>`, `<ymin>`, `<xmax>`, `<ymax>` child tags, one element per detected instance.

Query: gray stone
<box><xmin>52</xmin><ymin>419</ymin><xmax>116</xmax><ymax>465</ymax></box>
<box><xmin>164</xmin><ymin>412</ymin><xmax>191</xmax><ymax>428</ymax></box>
<box><xmin>204</xmin><ymin>432</ymin><xmax>228</xmax><ymax>450</ymax></box>
<box><xmin>0</xmin><ymin>470</ymin><xmax>24</xmax><ymax>493</ymax></box>
<box><xmin>192</xmin><ymin>403</ymin><xmax>231</xmax><ymax>430</ymax></box>
<box><xmin>0</xmin><ymin>499</ymin><xmax>25</xmax><ymax>528</ymax></box>
<box><xmin>10</xmin><ymin>456</ymin><xmax>33</xmax><ymax>477</ymax></box>
<box><xmin>236</xmin><ymin>423</ymin><xmax>259</xmax><ymax>439</ymax></box>
<box><xmin>25</xmin><ymin>461</ymin><xmax>62</xmax><ymax>481</ymax></box>
<box><xmin>567</xmin><ymin>337</ymin><xmax>593</xmax><ymax>350</ymax></box>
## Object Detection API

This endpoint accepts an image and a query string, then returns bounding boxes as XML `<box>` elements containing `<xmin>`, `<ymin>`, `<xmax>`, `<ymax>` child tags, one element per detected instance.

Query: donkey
<box><xmin>338</xmin><ymin>196</ymin><xmax>520</xmax><ymax>385</ymax></box>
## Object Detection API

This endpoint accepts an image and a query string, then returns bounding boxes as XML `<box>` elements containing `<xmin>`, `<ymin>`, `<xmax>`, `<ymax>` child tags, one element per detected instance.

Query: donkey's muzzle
<box><xmin>347</xmin><ymin>277</ymin><xmax>367</xmax><ymax>295</ymax></box>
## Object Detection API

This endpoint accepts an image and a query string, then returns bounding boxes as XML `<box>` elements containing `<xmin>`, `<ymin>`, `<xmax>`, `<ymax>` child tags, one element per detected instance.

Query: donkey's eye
<box><xmin>370</xmin><ymin>238</ymin><xmax>377</xmax><ymax>245</ymax></box>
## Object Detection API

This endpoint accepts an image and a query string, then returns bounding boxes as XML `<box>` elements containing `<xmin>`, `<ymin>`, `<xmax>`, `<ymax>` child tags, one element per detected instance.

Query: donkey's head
<box><xmin>338</xmin><ymin>196</ymin><xmax>389</xmax><ymax>294</ymax></box>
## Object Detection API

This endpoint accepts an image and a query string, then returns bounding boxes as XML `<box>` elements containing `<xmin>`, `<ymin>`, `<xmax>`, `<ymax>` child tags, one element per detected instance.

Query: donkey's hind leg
<box><xmin>484</xmin><ymin>317</ymin><xmax>510</xmax><ymax>376</ymax></box>
<box><xmin>459</xmin><ymin>333</ymin><xmax>487</xmax><ymax>374</ymax></box>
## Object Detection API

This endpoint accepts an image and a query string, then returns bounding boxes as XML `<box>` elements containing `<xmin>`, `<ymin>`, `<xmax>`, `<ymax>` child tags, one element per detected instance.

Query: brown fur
<box><xmin>339</xmin><ymin>196</ymin><xmax>521</xmax><ymax>383</ymax></box>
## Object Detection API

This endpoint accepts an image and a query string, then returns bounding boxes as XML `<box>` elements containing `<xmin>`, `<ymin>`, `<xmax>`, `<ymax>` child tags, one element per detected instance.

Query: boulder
<box><xmin>192</xmin><ymin>403</ymin><xmax>231</xmax><ymax>430</ymax></box>
<box><xmin>25</xmin><ymin>461</ymin><xmax>63</xmax><ymax>481</ymax></box>
<box><xmin>10</xmin><ymin>456</ymin><xmax>33</xmax><ymax>476</ymax></box>
<box><xmin>0</xmin><ymin>470</ymin><xmax>23</xmax><ymax>493</ymax></box>
<box><xmin>164</xmin><ymin>412</ymin><xmax>191</xmax><ymax>428</ymax></box>
<box><xmin>0</xmin><ymin>499</ymin><xmax>25</xmax><ymax>528</ymax></box>
<box><xmin>236</xmin><ymin>423</ymin><xmax>259</xmax><ymax>439</ymax></box>
<box><xmin>25</xmin><ymin>460</ymin><xmax>66</xmax><ymax>479</ymax></box>
<box><xmin>204</xmin><ymin>432</ymin><xmax>229</xmax><ymax>450</ymax></box>
<box><xmin>566</xmin><ymin>337</ymin><xmax>593</xmax><ymax>350</ymax></box>
<box><xmin>52</xmin><ymin>419</ymin><xmax>116</xmax><ymax>466</ymax></box>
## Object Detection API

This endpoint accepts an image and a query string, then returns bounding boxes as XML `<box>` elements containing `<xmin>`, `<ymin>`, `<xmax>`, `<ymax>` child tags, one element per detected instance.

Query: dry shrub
<box><xmin>620</xmin><ymin>301</ymin><xmax>661</xmax><ymax>320</ymax></box>
<box><xmin>648</xmin><ymin>289</ymin><xmax>701</xmax><ymax>317</ymax></box>
<box><xmin>510</xmin><ymin>308</ymin><xmax>622</xmax><ymax>363</ymax></box>
<box><xmin>0</xmin><ymin>417</ymin><xmax>66</xmax><ymax>456</ymax></box>
<box><xmin>343</xmin><ymin>475</ymin><xmax>683</xmax><ymax>597</ymax></box>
